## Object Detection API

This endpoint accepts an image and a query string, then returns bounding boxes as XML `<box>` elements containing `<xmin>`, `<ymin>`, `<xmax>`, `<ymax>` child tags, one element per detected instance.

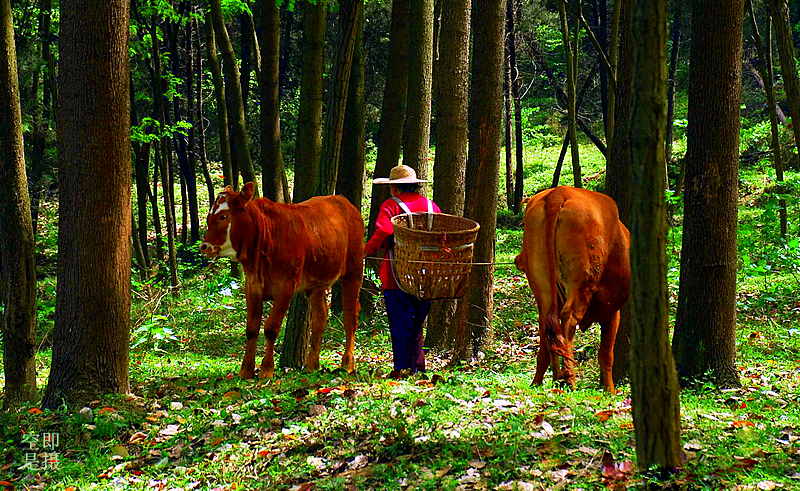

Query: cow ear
<box><xmin>241</xmin><ymin>182</ymin><xmax>255</xmax><ymax>202</ymax></box>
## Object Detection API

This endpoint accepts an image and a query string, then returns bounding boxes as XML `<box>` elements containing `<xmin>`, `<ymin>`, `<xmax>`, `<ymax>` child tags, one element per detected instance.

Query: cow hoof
<box><xmin>258</xmin><ymin>367</ymin><xmax>275</xmax><ymax>379</ymax></box>
<box><xmin>239</xmin><ymin>367</ymin><xmax>256</xmax><ymax>379</ymax></box>
<box><xmin>341</xmin><ymin>362</ymin><xmax>356</xmax><ymax>374</ymax></box>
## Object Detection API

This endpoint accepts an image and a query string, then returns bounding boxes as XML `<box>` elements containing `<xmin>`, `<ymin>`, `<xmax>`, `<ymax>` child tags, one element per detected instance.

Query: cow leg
<box><xmin>305</xmin><ymin>288</ymin><xmax>328</xmax><ymax>372</ymax></box>
<box><xmin>340</xmin><ymin>275</ymin><xmax>361</xmax><ymax>373</ymax></box>
<box><xmin>598</xmin><ymin>310</ymin><xmax>620</xmax><ymax>393</ymax></box>
<box><xmin>557</xmin><ymin>286</ymin><xmax>592</xmax><ymax>389</ymax></box>
<box><xmin>533</xmin><ymin>332</ymin><xmax>551</xmax><ymax>385</ymax></box>
<box><xmin>240</xmin><ymin>289</ymin><xmax>264</xmax><ymax>379</ymax></box>
<box><xmin>258</xmin><ymin>295</ymin><xmax>292</xmax><ymax>379</ymax></box>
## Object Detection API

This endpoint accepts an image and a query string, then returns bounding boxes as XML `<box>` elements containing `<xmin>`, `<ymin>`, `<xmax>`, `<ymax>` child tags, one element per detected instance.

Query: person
<box><xmin>365</xmin><ymin>165</ymin><xmax>442</xmax><ymax>379</ymax></box>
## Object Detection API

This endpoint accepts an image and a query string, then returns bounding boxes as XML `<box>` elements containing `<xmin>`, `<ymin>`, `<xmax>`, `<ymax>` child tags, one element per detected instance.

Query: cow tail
<box><xmin>542</xmin><ymin>193</ymin><xmax>566</xmax><ymax>342</ymax></box>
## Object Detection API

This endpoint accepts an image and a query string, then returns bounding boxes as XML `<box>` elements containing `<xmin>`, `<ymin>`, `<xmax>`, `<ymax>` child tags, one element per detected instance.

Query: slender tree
<box><xmin>318</xmin><ymin>0</ymin><xmax>361</xmax><ymax>195</ymax></box>
<box><xmin>367</xmin><ymin>0</ymin><xmax>410</xmax><ymax>234</ymax></box>
<box><xmin>673</xmin><ymin>0</ymin><xmax>744</xmax><ymax>388</ymax></box>
<box><xmin>210</xmin><ymin>0</ymin><xmax>258</xmax><ymax>189</ymax></box>
<box><xmin>558</xmin><ymin>0</ymin><xmax>581</xmax><ymax>187</ymax></box>
<box><xmin>44</xmin><ymin>0</ymin><xmax>132</xmax><ymax>407</ymax></box>
<box><xmin>427</xmin><ymin>0</ymin><xmax>471</xmax><ymax>349</ymax></box>
<box><xmin>665</xmin><ymin>5</ymin><xmax>682</xmax><ymax>165</ymax></box>
<box><xmin>627</xmin><ymin>0</ymin><xmax>682</xmax><ymax>471</ymax></box>
<box><xmin>769</xmin><ymin>0</ymin><xmax>800</xmax><ymax>157</ymax></box>
<box><xmin>205</xmin><ymin>14</ymin><xmax>234</xmax><ymax>188</ymax></box>
<box><xmin>259</xmin><ymin>0</ymin><xmax>286</xmax><ymax>202</ymax></box>
<box><xmin>402</xmin><ymin>0</ymin><xmax>435</xmax><ymax>179</ymax></box>
<box><xmin>510</xmin><ymin>0</ymin><xmax>524</xmax><ymax>212</ymax></box>
<box><xmin>0</xmin><ymin>0</ymin><xmax>37</xmax><ymax>406</ymax></box>
<box><xmin>454</xmin><ymin>0</ymin><xmax>506</xmax><ymax>359</ymax></box>
<box><xmin>747</xmin><ymin>0</ymin><xmax>788</xmax><ymax>237</ymax></box>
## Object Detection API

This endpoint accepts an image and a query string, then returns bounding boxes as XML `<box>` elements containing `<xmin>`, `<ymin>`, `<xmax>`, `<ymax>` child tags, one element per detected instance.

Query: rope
<box><xmin>365</xmin><ymin>256</ymin><xmax>518</xmax><ymax>267</ymax></box>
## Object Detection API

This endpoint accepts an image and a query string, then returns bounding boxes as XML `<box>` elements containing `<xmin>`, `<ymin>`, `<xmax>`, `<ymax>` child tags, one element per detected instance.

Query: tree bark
<box><xmin>44</xmin><ymin>0</ymin><xmax>132</xmax><ymax>407</ymax></box>
<box><xmin>0</xmin><ymin>0</ymin><xmax>37</xmax><ymax>407</ymax></box>
<box><xmin>337</xmin><ymin>3</ymin><xmax>366</xmax><ymax>209</ymax></box>
<box><xmin>283</xmin><ymin>2</ymin><xmax>327</xmax><ymax>369</ymax></box>
<box><xmin>28</xmin><ymin>0</ymin><xmax>52</xmax><ymax>238</ymax></box>
<box><xmin>627</xmin><ymin>0</ymin><xmax>682</xmax><ymax>471</ymax></box>
<box><xmin>504</xmin><ymin>4</ymin><xmax>514</xmax><ymax>210</ymax></box>
<box><xmin>292</xmin><ymin>3</ymin><xmax>326</xmax><ymax>203</ymax></box>
<box><xmin>210</xmin><ymin>0</ymin><xmax>258</xmax><ymax>189</ymax></box>
<box><xmin>259</xmin><ymin>0</ymin><xmax>286</xmax><ymax>202</ymax></box>
<box><xmin>769</xmin><ymin>0</ymin><xmax>800</xmax><ymax>157</ymax></box>
<box><xmin>427</xmin><ymin>0</ymin><xmax>470</xmax><ymax>350</ymax></box>
<box><xmin>673</xmin><ymin>0</ymin><xmax>743</xmax><ymax>388</ymax></box>
<box><xmin>193</xmin><ymin>12</ymin><xmax>215</xmax><ymax>207</ymax></box>
<box><xmin>402</xmin><ymin>0</ymin><xmax>435</xmax><ymax>180</ymax></box>
<box><xmin>453</xmin><ymin>0</ymin><xmax>505</xmax><ymax>360</ymax></box>
<box><xmin>206</xmin><ymin>14</ymin><xmax>234</xmax><ymax>188</ymax></box>
<box><xmin>368</xmin><ymin>0</ymin><xmax>409</xmax><ymax>235</ymax></box>
<box><xmin>608</xmin><ymin>0</ymin><xmax>634</xmax><ymax>384</ymax></box>
<box><xmin>318</xmin><ymin>0</ymin><xmax>361</xmax><ymax>195</ymax></box>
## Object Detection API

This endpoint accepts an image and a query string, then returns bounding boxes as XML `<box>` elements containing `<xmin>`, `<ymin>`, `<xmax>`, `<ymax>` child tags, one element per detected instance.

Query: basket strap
<box><xmin>426</xmin><ymin>198</ymin><xmax>433</xmax><ymax>231</ymax></box>
<box><xmin>390</xmin><ymin>196</ymin><xmax>414</xmax><ymax>228</ymax></box>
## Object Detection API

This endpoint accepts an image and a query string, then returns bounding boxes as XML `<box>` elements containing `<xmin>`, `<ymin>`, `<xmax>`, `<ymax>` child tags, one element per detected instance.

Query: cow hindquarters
<box><xmin>259</xmin><ymin>295</ymin><xmax>292</xmax><ymax>379</ymax></box>
<box><xmin>340</xmin><ymin>274</ymin><xmax>361</xmax><ymax>373</ymax></box>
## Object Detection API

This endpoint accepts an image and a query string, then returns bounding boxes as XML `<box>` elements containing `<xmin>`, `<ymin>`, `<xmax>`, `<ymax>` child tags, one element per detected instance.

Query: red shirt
<box><xmin>365</xmin><ymin>192</ymin><xmax>442</xmax><ymax>290</ymax></box>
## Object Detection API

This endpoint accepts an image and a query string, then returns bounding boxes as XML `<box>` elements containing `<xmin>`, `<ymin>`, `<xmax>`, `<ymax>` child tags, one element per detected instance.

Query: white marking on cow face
<box><xmin>214</xmin><ymin>201</ymin><xmax>230</xmax><ymax>214</ymax></box>
<box><xmin>217</xmin><ymin>223</ymin><xmax>237</xmax><ymax>259</ymax></box>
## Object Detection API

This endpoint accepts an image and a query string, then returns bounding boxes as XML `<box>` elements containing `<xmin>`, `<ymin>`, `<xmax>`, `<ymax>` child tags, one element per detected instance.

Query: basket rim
<box><xmin>391</xmin><ymin>212</ymin><xmax>480</xmax><ymax>235</ymax></box>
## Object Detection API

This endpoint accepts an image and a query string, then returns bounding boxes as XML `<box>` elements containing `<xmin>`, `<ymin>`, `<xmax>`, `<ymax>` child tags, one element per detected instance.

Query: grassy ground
<box><xmin>2</xmin><ymin>137</ymin><xmax>800</xmax><ymax>490</ymax></box>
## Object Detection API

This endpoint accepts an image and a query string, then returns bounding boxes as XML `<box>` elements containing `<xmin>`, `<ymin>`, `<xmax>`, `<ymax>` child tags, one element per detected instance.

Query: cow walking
<box><xmin>200</xmin><ymin>182</ymin><xmax>364</xmax><ymax>379</ymax></box>
<box><xmin>515</xmin><ymin>186</ymin><xmax>630</xmax><ymax>392</ymax></box>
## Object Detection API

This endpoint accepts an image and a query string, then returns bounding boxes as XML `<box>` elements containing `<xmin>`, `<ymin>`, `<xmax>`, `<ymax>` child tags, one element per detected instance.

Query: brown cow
<box><xmin>200</xmin><ymin>182</ymin><xmax>364</xmax><ymax>379</ymax></box>
<box><xmin>514</xmin><ymin>186</ymin><xmax>630</xmax><ymax>393</ymax></box>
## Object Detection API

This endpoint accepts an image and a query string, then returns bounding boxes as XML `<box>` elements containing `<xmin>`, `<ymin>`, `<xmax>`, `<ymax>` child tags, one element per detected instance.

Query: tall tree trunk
<box><xmin>627</xmin><ymin>0</ymin><xmax>682</xmax><ymax>471</ymax></box>
<box><xmin>427</xmin><ymin>0</ymin><xmax>470</xmax><ymax>350</ymax></box>
<box><xmin>181</xmin><ymin>14</ymin><xmax>200</xmax><ymax>242</ymax></box>
<box><xmin>453</xmin><ymin>0</ymin><xmax>505</xmax><ymax>360</ymax></box>
<box><xmin>283</xmin><ymin>2</ymin><xmax>327</xmax><ymax>370</ymax></box>
<box><xmin>608</xmin><ymin>0</ymin><xmax>634</xmax><ymax>384</ymax></box>
<box><xmin>665</xmin><ymin>6</ymin><xmax>682</xmax><ymax>165</ymax></box>
<box><xmin>748</xmin><ymin>4</ymin><xmax>788</xmax><ymax>237</ymax></box>
<box><xmin>318</xmin><ymin>0</ymin><xmax>361</xmax><ymax>195</ymax></box>
<box><xmin>259</xmin><ymin>0</ymin><xmax>286</xmax><ymax>202</ymax></box>
<box><xmin>337</xmin><ymin>3</ymin><xmax>366</xmax><ymax>209</ymax></box>
<box><xmin>0</xmin><ymin>0</ymin><xmax>37</xmax><ymax>407</ymax></box>
<box><xmin>673</xmin><ymin>0</ymin><xmax>743</xmax><ymax>388</ymax></box>
<box><xmin>193</xmin><ymin>13</ymin><xmax>215</xmax><ymax>207</ymax></box>
<box><xmin>210</xmin><ymin>0</ymin><xmax>258</xmax><ymax>189</ymax></box>
<box><xmin>240</xmin><ymin>12</ymin><xmax>252</xmax><ymax>112</ymax></box>
<box><xmin>402</xmin><ymin>0</ymin><xmax>435</xmax><ymax>180</ymax></box>
<box><xmin>558</xmin><ymin>0</ymin><xmax>581</xmax><ymax>187</ymax></box>
<box><xmin>44</xmin><ymin>0</ymin><xmax>132</xmax><ymax>407</ymax></box>
<box><xmin>510</xmin><ymin>0</ymin><xmax>525</xmax><ymax>212</ymax></box>
<box><xmin>150</xmin><ymin>148</ymin><xmax>164</xmax><ymax>260</ymax></box>
<box><xmin>28</xmin><ymin>0</ymin><xmax>52</xmax><ymax>238</ymax></box>
<box><xmin>503</xmin><ymin>12</ymin><xmax>514</xmax><ymax>210</ymax></box>
<box><xmin>606</xmin><ymin>0</ymin><xmax>623</xmax><ymax>150</ymax></box>
<box><xmin>367</xmin><ymin>0</ymin><xmax>410</xmax><ymax>235</ymax></box>
<box><xmin>206</xmin><ymin>14</ymin><xmax>234</xmax><ymax>188</ymax></box>
<box><xmin>292</xmin><ymin>3</ymin><xmax>326</xmax><ymax>203</ymax></box>
<box><xmin>769</xmin><ymin>0</ymin><xmax>800</xmax><ymax>157</ymax></box>
<box><xmin>151</xmin><ymin>20</ymin><xmax>179</xmax><ymax>287</ymax></box>
<box><xmin>130</xmin><ymin>74</ymin><xmax>151</xmax><ymax>269</ymax></box>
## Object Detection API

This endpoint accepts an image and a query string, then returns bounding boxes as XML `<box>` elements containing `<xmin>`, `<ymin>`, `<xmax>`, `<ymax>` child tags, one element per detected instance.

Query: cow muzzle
<box><xmin>200</xmin><ymin>242</ymin><xmax>219</xmax><ymax>257</ymax></box>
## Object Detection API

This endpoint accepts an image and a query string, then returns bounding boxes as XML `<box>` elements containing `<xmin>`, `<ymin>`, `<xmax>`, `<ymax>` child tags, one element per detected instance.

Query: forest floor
<box><xmin>2</xmin><ymin>141</ymin><xmax>800</xmax><ymax>489</ymax></box>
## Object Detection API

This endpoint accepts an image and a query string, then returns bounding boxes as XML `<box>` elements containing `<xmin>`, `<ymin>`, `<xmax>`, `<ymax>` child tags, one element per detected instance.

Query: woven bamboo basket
<box><xmin>390</xmin><ymin>213</ymin><xmax>480</xmax><ymax>300</ymax></box>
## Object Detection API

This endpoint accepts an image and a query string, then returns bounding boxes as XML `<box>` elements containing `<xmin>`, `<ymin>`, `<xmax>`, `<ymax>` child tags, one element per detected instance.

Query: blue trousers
<box><xmin>383</xmin><ymin>289</ymin><xmax>431</xmax><ymax>372</ymax></box>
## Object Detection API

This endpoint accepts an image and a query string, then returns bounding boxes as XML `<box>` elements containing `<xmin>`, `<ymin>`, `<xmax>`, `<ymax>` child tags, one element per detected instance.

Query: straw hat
<box><xmin>373</xmin><ymin>165</ymin><xmax>428</xmax><ymax>184</ymax></box>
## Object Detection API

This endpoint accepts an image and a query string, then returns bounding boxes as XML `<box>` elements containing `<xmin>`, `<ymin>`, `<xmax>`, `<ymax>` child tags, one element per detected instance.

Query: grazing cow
<box><xmin>514</xmin><ymin>186</ymin><xmax>630</xmax><ymax>392</ymax></box>
<box><xmin>200</xmin><ymin>182</ymin><xmax>364</xmax><ymax>379</ymax></box>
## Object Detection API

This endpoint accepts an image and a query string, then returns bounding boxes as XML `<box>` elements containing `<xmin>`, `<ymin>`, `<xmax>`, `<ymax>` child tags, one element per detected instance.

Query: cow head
<box><xmin>200</xmin><ymin>182</ymin><xmax>256</xmax><ymax>260</ymax></box>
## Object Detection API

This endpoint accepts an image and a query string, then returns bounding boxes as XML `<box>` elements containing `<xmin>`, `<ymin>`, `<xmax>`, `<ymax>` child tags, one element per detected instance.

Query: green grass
<box><xmin>2</xmin><ymin>137</ymin><xmax>800</xmax><ymax>489</ymax></box>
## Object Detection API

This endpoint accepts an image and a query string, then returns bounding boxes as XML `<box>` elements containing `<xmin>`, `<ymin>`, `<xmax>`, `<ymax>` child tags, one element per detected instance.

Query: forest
<box><xmin>1</xmin><ymin>0</ymin><xmax>799</xmax><ymax>488</ymax></box>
